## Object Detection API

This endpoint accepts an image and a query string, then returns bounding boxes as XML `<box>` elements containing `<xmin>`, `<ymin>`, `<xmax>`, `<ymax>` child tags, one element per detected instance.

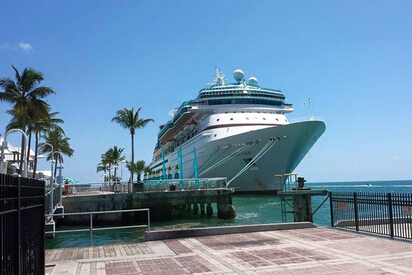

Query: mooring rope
<box><xmin>199</xmin><ymin>142</ymin><xmax>254</xmax><ymax>176</ymax></box>
<box><xmin>227</xmin><ymin>137</ymin><xmax>281</xmax><ymax>186</ymax></box>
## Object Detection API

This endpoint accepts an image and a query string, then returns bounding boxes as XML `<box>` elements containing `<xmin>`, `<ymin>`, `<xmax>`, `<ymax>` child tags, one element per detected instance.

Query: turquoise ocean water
<box><xmin>45</xmin><ymin>180</ymin><xmax>412</xmax><ymax>249</ymax></box>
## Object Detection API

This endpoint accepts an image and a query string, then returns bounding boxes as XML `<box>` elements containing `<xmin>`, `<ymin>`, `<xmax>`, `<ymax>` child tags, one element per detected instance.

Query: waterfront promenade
<box><xmin>46</xmin><ymin>226</ymin><xmax>412</xmax><ymax>274</ymax></box>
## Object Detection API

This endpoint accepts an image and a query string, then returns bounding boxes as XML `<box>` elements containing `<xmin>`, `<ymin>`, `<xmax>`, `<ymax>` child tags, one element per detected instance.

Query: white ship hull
<box><xmin>150</xmin><ymin>120</ymin><xmax>325</xmax><ymax>193</ymax></box>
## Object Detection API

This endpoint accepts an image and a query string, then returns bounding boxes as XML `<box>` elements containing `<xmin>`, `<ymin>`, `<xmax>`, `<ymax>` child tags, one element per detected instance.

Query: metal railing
<box><xmin>62</xmin><ymin>182</ymin><xmax>129</xmax><ymax>195</ymax></box>
<box><xmin>330</xmin><ymin>192</ymin><xmax>412</xmax><ymax>240</ymax></box>
<box><xmin>45</xmin><ymin>208</ymin><xmax>150</xmax><ymax>246</ymax></box>
<box><xmin>45</xmin><ymin>185</ymin><xmax>60</xmax><ymax>215</ymax></box>
<box><xmin>1</xmin><ymin>174</ymin><xmax>45</xmax><ymax>275</ymax></box>
<box><xmin>143</xmin><ymin>177</ymin><xmax>228</xmax><ymax>192</ymax></box>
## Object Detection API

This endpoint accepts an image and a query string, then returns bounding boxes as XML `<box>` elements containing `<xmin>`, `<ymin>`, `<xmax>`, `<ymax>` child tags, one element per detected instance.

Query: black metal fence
<box><xmin>330</xmin><ymin>192</ymin><xmax>412</xmax><ymax>240</ymax></box>
<box><xmin>0</xmin><ymin>174</ymin><xmax>45</xmax><ymax>274</ymax></box>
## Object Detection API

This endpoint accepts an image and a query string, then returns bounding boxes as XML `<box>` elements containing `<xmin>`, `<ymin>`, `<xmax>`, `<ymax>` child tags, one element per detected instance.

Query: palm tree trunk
<box><xmin>33</xmin><ymin>132</ymin><xmax>39</xmax><ymax>178</ymax></box>
<box><xmin>26</xmin><ymin>130</ymin><xmax>32</xmax><ymax>176</ymax></box>
<box><xmin>114</xmin><ymin>167</ymin><xmax>117</xmax><ymax>183</ymax></box>
<box><xmin>131</xmin><ymin>133</ymin><xmax>135</xmax><ymax>182</ymax></box>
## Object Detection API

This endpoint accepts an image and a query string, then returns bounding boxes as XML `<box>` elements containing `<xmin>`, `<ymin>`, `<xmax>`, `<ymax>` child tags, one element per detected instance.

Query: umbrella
<box><xmin>63</xmin><ymin>177</ymin><xmax>79</xmax><ymax>183</ymax></box>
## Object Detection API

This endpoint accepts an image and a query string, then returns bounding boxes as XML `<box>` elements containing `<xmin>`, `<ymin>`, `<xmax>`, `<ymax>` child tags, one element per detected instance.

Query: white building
<box><xmin>0</xmin><ymin>137</ymin><xmax>48</xmax><ymax>179</ymax></box>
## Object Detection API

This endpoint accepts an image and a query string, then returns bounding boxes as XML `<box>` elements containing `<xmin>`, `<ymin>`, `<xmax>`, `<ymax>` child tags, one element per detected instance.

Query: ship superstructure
<box><xmin>149</xmin><ymin>69</ymin><xmax>325</xmax><ymax>193</ymax></box>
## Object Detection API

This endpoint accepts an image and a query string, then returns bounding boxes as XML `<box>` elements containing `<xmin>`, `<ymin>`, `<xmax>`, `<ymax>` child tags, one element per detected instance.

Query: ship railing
<box><xmin>289</xmin><ymin>116</ymin><xmax>325</xmax><ymax>123</ymax></box>
<box><xmin>61</xmin><ymin>181</ymin><xmax>129</xmax><ymax>195</ymax></box>
<box><xmin>143</xmin><ymin>177</ymin><xmax>228</xmax><ymax>192</ymax></box>
<box><xmin>45</xmin><ymin>208</ymin><xmax>150</xmax><ymax>246</ymax></box>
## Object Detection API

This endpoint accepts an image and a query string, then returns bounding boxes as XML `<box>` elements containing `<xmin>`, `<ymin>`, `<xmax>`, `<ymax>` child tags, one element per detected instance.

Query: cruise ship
<box><xmin>149</xmin><ymin>69</ymin><xmax>325</xmax><ymax>193</ymax></box>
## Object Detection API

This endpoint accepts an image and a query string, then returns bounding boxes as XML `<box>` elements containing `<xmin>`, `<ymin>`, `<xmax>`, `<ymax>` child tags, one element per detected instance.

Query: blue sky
<box><xmin>1</xmin><ymin>1</ymin><xmax>412</xmax><ymax>183</ymax></box>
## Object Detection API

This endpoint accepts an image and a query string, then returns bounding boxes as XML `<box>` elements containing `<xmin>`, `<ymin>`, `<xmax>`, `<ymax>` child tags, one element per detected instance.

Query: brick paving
<box><xmin>46</xmin><ymin>226</ymin><xmax>412</xmax><ymax>274</ymax></box>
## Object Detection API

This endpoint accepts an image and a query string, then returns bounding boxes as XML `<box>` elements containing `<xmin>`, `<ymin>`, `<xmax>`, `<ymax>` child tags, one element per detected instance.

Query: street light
<box><xmin>42</xmin><ymin>143</ymin><xmax>54</xmax><ymax>221</ymax></box>
<box><xmin>53</xmin><ymin>151</ymin><xmax>63</xmax><ymax>206</ymax></box>
<box><xmin>0</xmin><ymin>129</ymin><xmax>28</xmax><ymax>177</ymax></box>
<box><xmin>120</xmin><ymin>159</ymin><xmax>127</xmax><ymax>181</ymax></box>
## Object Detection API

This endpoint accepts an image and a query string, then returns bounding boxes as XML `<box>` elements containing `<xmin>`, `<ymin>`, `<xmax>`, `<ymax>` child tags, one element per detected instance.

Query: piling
<box><xmin>200</xmin><ymin>203</ymin><xmax>205</xmax><ymax>216</ymax></box>
<box><xmin>193</xmin><ymin>204</ymin><xmax>199</xmax><ymax>215</ymax></box>
<box><xmin>279</xmin><ymin>177</ymin><xmax>328</xmax><ymax>223</ymax></box>
<box><xmin>207</xmin><ymin>203</ymin><xmax>213</xmax><ymax>217</ymax></box>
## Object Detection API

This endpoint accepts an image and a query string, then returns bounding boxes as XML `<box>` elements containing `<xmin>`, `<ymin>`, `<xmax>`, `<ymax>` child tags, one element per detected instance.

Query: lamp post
<box><xmin>54</xmin><ymin>151</ymin><xmax>63</xmax><ymax>206</ymax></box>
<box><xmin>0</xmin><ymin>129</ymin><xmax>28</xmax><ymax>177</ymax></box>
<box><xmin>42</xmin><ymin>143</ymin><xmax>54</xmax><ymax>220</ymax></box>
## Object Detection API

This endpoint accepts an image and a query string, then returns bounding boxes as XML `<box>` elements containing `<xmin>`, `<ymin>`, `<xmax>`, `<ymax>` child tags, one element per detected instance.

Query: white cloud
<box><xmin>18</xmin><ymin>42</ymin><xmax>33</xmax><ymax>53</ymax></box>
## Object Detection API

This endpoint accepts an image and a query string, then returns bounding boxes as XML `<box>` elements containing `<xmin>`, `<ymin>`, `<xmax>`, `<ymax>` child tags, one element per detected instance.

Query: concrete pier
<box><xmin>60</xmin><ymin>188</ymin><xmax>235</xmax><ymax>225</ymax></box>
<box><xmin>279</xmin><ymin>189</ymin><xmax>328</xmax><ymax>222</ymax></box>
<box><xmin>45</xmin><ymin>224</ymin><xmax>412</xmax><ymax>275</ymax></box>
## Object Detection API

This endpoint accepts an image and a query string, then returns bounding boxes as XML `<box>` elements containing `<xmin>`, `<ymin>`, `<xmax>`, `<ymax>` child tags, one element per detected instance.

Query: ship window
<box><xmin>246</xmin><ymin>117</ymin><xmax>249</xmax><ymax>120</ymax></box>
<box><xmin>276</xmin><ymin>118</ymin><xmax>279</xmax><ymax>121</ymax></box>
<box><xmin>230</xmin><ymin>118</ymin><xmax>233</xmax><ymax>120</ymax></box>
<box><xmin>216</xmin><ymin>118</ymin><xmax>220</xmax><ymax>121</ymax></box>
<box><xmin>263</xmin><ymin>118</ymin><xmax>266</xmax><ymax>120</ymax></box>
<box><xmin>214</xmin><ymin>134</ymin><xmax>217</xmax><ymax>137</ymax></box>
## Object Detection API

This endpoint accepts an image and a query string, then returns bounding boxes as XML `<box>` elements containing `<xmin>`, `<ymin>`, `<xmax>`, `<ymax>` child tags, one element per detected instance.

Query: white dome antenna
<box><xmin>233</xmin><ymin>69</ymin><xmax>244</xmax><ymax>83</ymax></box>
<box><xmin>248</xmin><ymin>76</ymin><xmax>258</xmax><ymax>86</ymax></box>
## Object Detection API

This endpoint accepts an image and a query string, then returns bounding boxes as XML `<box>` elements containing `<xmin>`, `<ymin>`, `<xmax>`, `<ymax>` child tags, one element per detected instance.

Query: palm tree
<box><xmin>104</xmin><ymin>146</ymin><xmax>125</xmax><ymax>182</ymax></box>
<box><xmin>41</xmin><ymin>129</ymin><xmax>74</xmax><ymax>178</ymax></box>
<box><xmin>144</xmin><ymin>166</ymin><xmax>152</xmax><ymax>180</ymax></box>
<box><xmin>111</xmin><ymin>107</ymin><xmax>154</xmax><ymax>185</ymax></box>
<box><xmin>0</xmin><ymin>66</ymin><xmax>55</xmax><ymax>172</ymax></box>
<box><xmin>7</xmin><ymin>107</ymin><xmax>64</xmax><ymax>178</ymax></box>
<box><xmin>31</xmin><ymin>111</ymin><xmax>64</xmax><ymax>177</ymax></box>
<box><xmin>97</xmin><ymin>159</ymin><xmax>109</xmax><ymax>182</ymax></box>
<box><xmin>127</xmin><ymin>160</ymin><xmax>146</xmax><ymax>182</ymax></box>
<box><xmin>98</xmin><ymin>153</ymin><xmax>112</xmax><ymax>182</ymax></box>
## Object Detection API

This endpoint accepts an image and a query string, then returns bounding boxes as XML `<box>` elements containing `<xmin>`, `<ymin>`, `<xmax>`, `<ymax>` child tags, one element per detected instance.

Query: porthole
<box><xmin>276</xmin><ymin>118</ymin><xmax>279</xmax><ymax>121</ymax></box>
<box><xmin>214</xmin><ymin>134</ymin><xmax>217</xmax><ymax>137</ymax></box>
<box><xmin>230</xmin><ymin>118</ymin><xmax>233</xmax><ymax>120</ymax></box>
<box><xmin>246</xmin><ymin>117</ymin><xmax>249</xmax><ymax>120</ymax></box>
<box><xmin>217</xmin><ymin>118</ymin><xmax>220</xmax><ymax>121</ymax></box>
<box><xmin>263</xmin><ymin>118</ymin><xmax>266</xmax><ymax>120</ymax></box>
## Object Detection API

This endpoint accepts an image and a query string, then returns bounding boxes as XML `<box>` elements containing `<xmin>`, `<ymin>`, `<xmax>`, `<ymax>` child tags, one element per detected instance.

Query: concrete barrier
<box><xmin>145</xmin><ymin>222</ymin><xmax>316</xmax><ymax>241</ymax></box>
<box><xmin>61</xmin><ymin>188</ymin><xmax>235</xmax><ymax>225</ymax></box>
